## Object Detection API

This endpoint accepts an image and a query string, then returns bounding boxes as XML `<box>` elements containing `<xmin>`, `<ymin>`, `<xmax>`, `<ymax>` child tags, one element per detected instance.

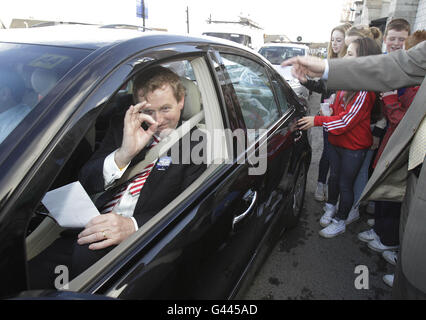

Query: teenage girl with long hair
<box><xmin>297</xmin><ymin>37</ymin><xmax>382</xmax><ymax>238</ymax></box>
<box><xmin>302</xmin><ymin>23</ymin><xmax>351</xmax><ymax>202</ymax></box>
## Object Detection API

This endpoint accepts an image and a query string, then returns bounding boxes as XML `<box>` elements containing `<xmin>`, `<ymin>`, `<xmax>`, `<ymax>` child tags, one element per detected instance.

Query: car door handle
<box><xmin>294</xmin><ymin>129</ymin><xmax>302</xmax><ymax>142</ymax></box>
<box><xmin>233</xmin><ymin>190</ymin><xmax>257</xmax><ymax>228</ymax></box>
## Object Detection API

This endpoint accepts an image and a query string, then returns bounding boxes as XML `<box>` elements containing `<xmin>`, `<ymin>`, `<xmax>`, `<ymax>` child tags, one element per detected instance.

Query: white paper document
<box><xmin>41</xmin><ymin>181</ymin><xmax>100</xmax><ymax>228</ymax></box>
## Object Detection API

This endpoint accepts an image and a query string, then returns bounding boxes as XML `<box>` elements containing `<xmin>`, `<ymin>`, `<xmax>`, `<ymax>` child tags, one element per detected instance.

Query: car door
<box><xmin>80</xmin><ymin>49</ymin><xmax>270</xmax><ymax>299</ymax></box>
<box><xmin>94</xmin><ymin>47</ymin><xmax>308</xmax><ymax>300</ymax></box>
<box><xmin>13</xmin><ymin>42</ymin><xmax>270</xmax><ymax>300</ymax></box>
<box><xmin>1</xmin><ymin>38</ymin><xmax>305</xmax><ymax>300</ymax></box>
<box><xmin>214</xmin><ymin>50</ymin><xmax>310</xmax><ymax>293</ymax></box>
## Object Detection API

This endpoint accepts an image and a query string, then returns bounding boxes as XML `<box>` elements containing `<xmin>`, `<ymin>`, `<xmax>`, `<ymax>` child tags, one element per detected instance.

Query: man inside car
<box><xmin>29</xmin><ymin>66</ymin><xmax>206</xmax><ymax>287</ymax></box>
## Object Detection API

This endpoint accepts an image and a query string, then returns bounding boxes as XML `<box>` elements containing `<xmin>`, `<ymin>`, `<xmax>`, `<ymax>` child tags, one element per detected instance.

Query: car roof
<box><xmin>0</xmin><ymin>24</ymin><xmax>259</xmax><ymax>54</ymax></box>
<box><xmin>0</xmin><ymin>25</ymin><xmax>157</xmax><ymax>50</ymax></box>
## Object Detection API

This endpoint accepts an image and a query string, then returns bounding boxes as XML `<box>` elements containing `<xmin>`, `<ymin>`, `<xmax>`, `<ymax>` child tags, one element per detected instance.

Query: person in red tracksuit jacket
<box><xmin>297</xmin><ymin>37</ymin><xmax>382</xmax><ymax>238</ymax></box>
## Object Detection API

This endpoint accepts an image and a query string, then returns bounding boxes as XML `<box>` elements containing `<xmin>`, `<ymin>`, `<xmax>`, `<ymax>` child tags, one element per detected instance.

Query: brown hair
<box><xmin>327</xmin><ymin>24</ymin><xmax>352</xmax><ymax>59</ymax></box>
<box><xmin>346</xmin><ymin>25</ymin><xmax>383</xmax><ymax>47</ymax></box>
<box><xmin>404</xmin><ymin>29</ymin><xmax>426</xmax><ymax>49</ymax></box>
<box><xmin>133</xmin><ymin>66</ymin><xmax>185</xmax><ymax>103</ymax></box>
<box><xmin>344</xmin><ymin>38</ymin><xmax>382</xmax><ymax>111</ymax></box>
<box><xmin>385</xmin><ymin>18</ymin><xmax>411</xmax><ymax>36</ymax></box>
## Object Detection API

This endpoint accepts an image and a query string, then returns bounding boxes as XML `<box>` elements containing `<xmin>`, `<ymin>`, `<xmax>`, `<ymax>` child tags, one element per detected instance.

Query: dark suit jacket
<box><xmin>79</xmin><ymin>110</ymin><xmax>206</xmax><ymax>227</ymax></box>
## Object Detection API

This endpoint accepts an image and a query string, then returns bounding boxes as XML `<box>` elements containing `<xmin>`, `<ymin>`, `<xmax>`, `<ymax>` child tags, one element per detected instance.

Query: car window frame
<box><xmin>15</xmin><ymin>46</ymin><xmax>207</xmax><ymax>293</ymax></box>
<box><xmin>0</xmin><ymin>39</ymin><xmax>236</xmax><ymax>297</ymax></box>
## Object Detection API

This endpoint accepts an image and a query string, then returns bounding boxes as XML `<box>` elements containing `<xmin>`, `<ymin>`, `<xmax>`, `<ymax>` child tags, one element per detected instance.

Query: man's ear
<box><xmin>178</xmin><ymin>96</ymin><xmax>184</xmax><ymax>110</ymax></box>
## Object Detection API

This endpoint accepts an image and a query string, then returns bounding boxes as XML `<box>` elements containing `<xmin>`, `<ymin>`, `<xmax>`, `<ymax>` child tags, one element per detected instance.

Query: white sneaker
<box><xmin>383</xmin><ymin>274</ymin><xmax>394</xmax><ymax>287</ymax></box>
<box><xmin>358</xmin><ymin>229</ymin><xmax>379</xmax><ymax>243</ymax></box>
<box><xmin>382</xmin><ymin>250</ymin><xmax>398</xmax><ymax>266</ymax></box>
<box><xmin>368</xmin><ymin>239</ymin><xmax>399</xmax><ymax>253</ymax></box>
<box><xmin>314</xmin><ymin>182</ymin><xmax>326</xmax><ymax>202</ymax></box>
<box><xmin>345</xmin><ymin>207</ymin><xmax>360</xmax><ymax>225</ymax></box>
<box><xmin>367</xmin><ymin>218</ymin><xmax>375</xmax><ymax>227</ymax></box>
<box><xmin>319</xmin><ymin>219</ymin><xmax>345</xmax><ymax>238</ymax></box>
<box><xmin>320</xmin><ymin>203</ymin><xmax>336</xmax><ymax>227</ymax></box>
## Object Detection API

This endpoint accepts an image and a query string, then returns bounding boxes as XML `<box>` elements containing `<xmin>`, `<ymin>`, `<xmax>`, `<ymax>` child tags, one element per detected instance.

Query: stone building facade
<box><xmin>342</xmin><ymin>0</ymin><xmax>426</xmax><ymax>33</ymax></box>
<box><xmin>414</xmin><ymin>0</ymin><xmax>426</xmax><ymax>30</ymax></box>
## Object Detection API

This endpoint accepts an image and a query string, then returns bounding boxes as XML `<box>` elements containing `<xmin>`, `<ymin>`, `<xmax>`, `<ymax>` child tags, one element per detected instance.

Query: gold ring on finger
<box><xmin>102</xmin><ymin>230</ymin><xmax>107</xmax><ymax>239</ymax></box>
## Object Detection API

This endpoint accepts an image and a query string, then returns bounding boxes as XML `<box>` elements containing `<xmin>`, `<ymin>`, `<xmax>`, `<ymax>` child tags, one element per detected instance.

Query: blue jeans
<box><xmin>327</xmin><ymin>144</ymin><xmax>367</xmax><ymax>220</ymax></box>
<box><xmin>318</xmin><ymin>129</ymin><xmax>330</xmax><ymax>184</ymax></box>
<box><xmin>353</xmin><ymin>149</ymin><xmax>374</xmax><ymax>206</ymax></box>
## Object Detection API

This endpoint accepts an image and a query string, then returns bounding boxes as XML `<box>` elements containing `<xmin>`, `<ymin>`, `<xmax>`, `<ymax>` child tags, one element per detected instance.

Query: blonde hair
<box><xmin>346</xmin><ymin>25</ymin><xmax>383</xmax><ymax>47</ymax></box>
<box><xmin>327</xmin><ymin>24</ymin><xmax>352</xmax><ymax>59</ymax></box>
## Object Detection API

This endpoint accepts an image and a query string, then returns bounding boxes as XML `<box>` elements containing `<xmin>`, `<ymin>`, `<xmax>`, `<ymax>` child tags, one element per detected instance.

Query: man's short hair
<box><xmin>133</xmin><ymin>66</ymin><xmax>185</xmax><ymax>104</ymax></box>
<box><xmin>385</xmin><ymin>18</ymin><xmax>411</xmax><ymax>36</ymax></box>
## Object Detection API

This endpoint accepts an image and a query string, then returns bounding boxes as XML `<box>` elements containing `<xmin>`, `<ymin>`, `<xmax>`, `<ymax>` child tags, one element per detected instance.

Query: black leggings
<box><xmin>373</xmin><ymin>201</ymin><xmax>401</xmax><ymax>246</ymax></box>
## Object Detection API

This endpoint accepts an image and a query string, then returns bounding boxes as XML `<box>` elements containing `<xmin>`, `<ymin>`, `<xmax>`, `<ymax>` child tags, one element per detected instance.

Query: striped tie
<box><xmin>101</xmin><ymin>136</ymin><xmax>159</xmax><ymax>214</ymax></box>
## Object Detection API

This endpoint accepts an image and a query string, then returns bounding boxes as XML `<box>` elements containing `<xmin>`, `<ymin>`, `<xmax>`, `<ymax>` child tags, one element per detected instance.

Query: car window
<box><xmin>259</xmin><ymin>46</ymin><xmax>306</xmax><ymax>65</ymax></box>
<box><xmin>271</xmin><ymin>78</ymin><xmax>289</xmax><ymax>114</ymax></box>
<box><xmin>0</xmin><ymin>42</ymin><xmax>92</xmax><ymax>145</ymax></box>
<box><xmin>220</xmin><ymin>53</ymin><xmax>280</xmax><ymax>140</ymax></box>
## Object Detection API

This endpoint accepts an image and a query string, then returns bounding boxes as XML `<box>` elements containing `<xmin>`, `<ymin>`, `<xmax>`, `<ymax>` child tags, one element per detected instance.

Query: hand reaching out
<box><xmin>281</xmin><ymin>56</ymin><xmax>326</xmax><ymax>83</ymax></box>
<box><xmin>297</xmin><ymin>116</ymin><xmax>315</xmax><ymax>130</ymax></box>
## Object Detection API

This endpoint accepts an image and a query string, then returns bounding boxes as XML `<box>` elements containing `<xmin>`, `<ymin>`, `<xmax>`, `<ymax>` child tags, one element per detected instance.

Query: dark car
<box><xmin>0</xmin><ymin>25</ymin><xmax>311</xmax><ymax>299</ymax></box>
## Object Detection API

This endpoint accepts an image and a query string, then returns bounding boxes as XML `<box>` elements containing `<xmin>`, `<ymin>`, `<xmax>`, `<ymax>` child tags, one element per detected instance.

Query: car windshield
<box><xmin>0</xmin><ymin>42</ymin><xmax>92</xmax><ymax>144</ymax></box>
<box><xmin>259</xmin><ymin>46</ymin><xmax>306</xmax><ymax>64</ymax></box>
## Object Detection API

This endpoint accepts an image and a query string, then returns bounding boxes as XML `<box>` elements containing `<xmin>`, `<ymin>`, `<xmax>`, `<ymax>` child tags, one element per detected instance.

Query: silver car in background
<box><xmin>259</xmin><ymin>43</ymin><xmax>309</xmax><ymax>100</ymax></box>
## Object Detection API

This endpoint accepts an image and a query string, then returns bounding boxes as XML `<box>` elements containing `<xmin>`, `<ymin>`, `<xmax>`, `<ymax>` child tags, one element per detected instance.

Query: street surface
<box><xmin>244</xmin><ymin>93</ymin><xmax>394</xmax><ymax>300</ymax></box>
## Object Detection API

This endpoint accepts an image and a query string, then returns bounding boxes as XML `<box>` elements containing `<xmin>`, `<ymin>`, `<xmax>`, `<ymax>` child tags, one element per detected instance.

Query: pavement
<box><xmin>243</xmin><ymin>93</ymin><xmax>394</xmax><ymax>300</ymax></box>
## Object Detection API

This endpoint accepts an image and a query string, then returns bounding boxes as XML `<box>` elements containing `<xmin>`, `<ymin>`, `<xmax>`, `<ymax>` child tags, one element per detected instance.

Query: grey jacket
<box><xmin>326</xmin><ymin>41</ymin><xmax>426</xmax><ymax>292</ymax></box>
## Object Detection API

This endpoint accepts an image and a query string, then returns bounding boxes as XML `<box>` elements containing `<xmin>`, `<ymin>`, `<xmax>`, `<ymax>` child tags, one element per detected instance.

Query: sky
<box><xmin>0</xmin><ymin>0</ymin><xmax>347</xmax><ymax>42</ymax></box>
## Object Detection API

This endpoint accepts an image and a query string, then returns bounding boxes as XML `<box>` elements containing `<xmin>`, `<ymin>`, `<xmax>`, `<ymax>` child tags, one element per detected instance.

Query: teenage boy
<box><xmin>383</xmin><ymin>18</ymin><xmax>410</xmax><ymax>53</ymax></box>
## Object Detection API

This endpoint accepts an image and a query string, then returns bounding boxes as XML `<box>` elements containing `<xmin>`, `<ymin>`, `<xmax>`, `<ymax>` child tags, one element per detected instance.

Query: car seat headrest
<box><xmin>180</xmin><ymin>77</ymin><xmax>202</xmax><ymax>121</ymax></box>
<box><xmin>31</xmin><ymin>68</ymin><xmax>58</xmax><ymax>97</ymax></box>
